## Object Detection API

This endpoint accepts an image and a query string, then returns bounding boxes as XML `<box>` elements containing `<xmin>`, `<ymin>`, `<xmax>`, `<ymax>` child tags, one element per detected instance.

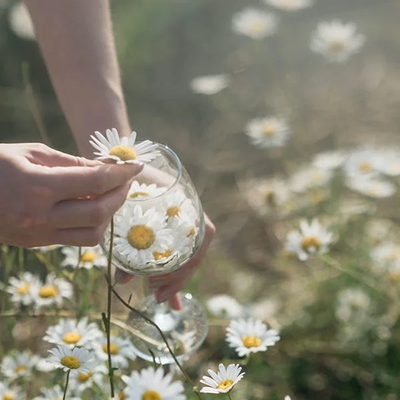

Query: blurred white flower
<box><xmin>90</xmin><ymin>129</ymin><xmax>159</xmax><ymax>164</ymax></box>
<box><xmin>344</xmin><ymin>149</ymin><xmax>383</xmax><ymax>179</ymax></box>
<box><xmin>285</xmin><ymin>219</ymin><xmax>333</xmax><ymax>261</ymax></box>
<box><xmin>33</xmin><ymin>386</ymin><xmax>79</xmax><ymax>400</ymax></box>
<box><xmin>312</xmin><ymin>150</ymin><xmax>347</xmax><ymax>170</ymax></box>
<box><xmin>226</xmin><ymin>318</ymin><xmax>280</xmax><ymax>357</ymax></box>
<box><xmin>9</xmin><ymin>1</ymin><xmax>35</xmax><ymax>40</ymax></box>
<box><xmin>128</xmin><ymin>181</ymin><xmax>166</xmax><ymax>200</ymax></box>
<box><xmin>346</xmin><ymin>177</ymin><xmax>396</xmax><ymax>198</ymax></box>
<box><xmin>200</xmin><ymin>364</ymin><xmax>245</xmax><ymax>394</ymax></box>
<box><xmin>336</xmin><ymin>288</ymin><xmax>370</xmax><ymax>322</ymax></box>
<box><xmin>1</xmin><ymin>350</ymin><xmax>38</xmax><ymax>380</ymax></box>
<box><xmin>232</xmin><ymin>8</ymin><xmax>278</xmax><ymax>40</ymax></box>
<box><xmin>264</xmin><ymin>0</ymin><xmax>312</xmax><ymax>12</ymax></box>
<box><xmin>290</xmin><ymin>166</ymin><xmax>333</xmax><ymax>193</ymax></box>
<box><xmin>375</xmin><ymin>150</ymin><xmax>400</xmax><ymax>176</ymax></box>
<box><xmin>61</xmin><ymin>245</ymin><xmax>107</xmax><ymax>269</ymax></box>
<box><xmin>36</xmin><ymin>357</ymin><xmax>57</xmax><ymax>373</ymax></box>
<box><xmin>249</xmin><ymin>298</ymin><xmax>279</xmax><ymax>321</ymax></box>
<box><xmin>206</xmin><ymin>295</ymin><xmax>244</xmax><ymax>318</ymax></box>
<box><xmin>310</xmin><ymin>20</ymin><xmax>365</xmax><ymax>63</ymax></box>
<box><xmin>190</xmin><ymin>74</ymin><xmax>229</xmax><ymax>95</ymax></box>
<box><xmin>69</xmin><ymin>364</ymin><xmax>108</xmax><ymax>394</ymax></box>
<box><xmin>122</xmin><ymin>366</ymin><xmax>186</xmax><ymax>400</ymax></box>
<box><xmin>43</xmin><ymin>317</ymin><xmax>103</xmax><ymax>349</ymax></box>
<box><xmin>93</xmin><ymin>335</ymin><xmax>136</xmax><ymax>369</ymax></box>
<box><xmin>245</xmin><ymin>116</ymin><xmax>291</xmax><ymax>148</ymax></box>
<box><xmin>0</xmin><ymin>383</ymin><xmax>21</xmax><ymax>400</ymax></box>
<box><xmin>366</xmin><ymin>218</ymin><xmax>393</xmax><ymax>245</ymax></box>
<box><xmin>48</xmin><ymin>346</ymin><xmax>94</xmax><ymax>375</ymax></box>
<box><xmin>370</xmin><ymin>243</ymin><xmax>400</xmax><ymax>271</ymax></box>
<box><xmin>31</xmin><ymin>273</ymin><xmax>73</xmax><ymax>310</ymax></box>
<box><xmin>6</xmin><ymin>272</ymin><xmax>40</xmax><ymax>306</ymax></box>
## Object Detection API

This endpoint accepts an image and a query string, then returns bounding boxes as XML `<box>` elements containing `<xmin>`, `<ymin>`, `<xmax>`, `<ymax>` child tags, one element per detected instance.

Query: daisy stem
<box><xmin>227</xmin><ymin>393</ymin><xmax>234</xmax><ymax>400</ymax></box>
<box><xmin>110</xmin><ymin>286</ymin><xmax>205</xmax><ymax>400</ymax></box>
<box><xmin>106</xmin><ymin>217</ymin><xmax>115</xmax><ymax>398</ymax></box>
<box><xmin>62</xmin><ymin>370</ymin><xmax>70</xmax><ymax>400</ymax></box>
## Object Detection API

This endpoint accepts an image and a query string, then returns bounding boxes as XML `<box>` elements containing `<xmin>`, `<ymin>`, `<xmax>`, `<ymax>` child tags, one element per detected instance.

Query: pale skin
<box><xmin>23</xmin><ymin>0</ymin><xmax>216</xmax><ymax>309</ymax></box>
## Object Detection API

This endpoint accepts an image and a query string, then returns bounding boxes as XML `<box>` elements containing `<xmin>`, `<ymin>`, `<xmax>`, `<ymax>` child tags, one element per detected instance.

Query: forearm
<box><xmin>25</xmin><ymin>0</ymin><xmax>130</xmax><ymax>158</ymax></box>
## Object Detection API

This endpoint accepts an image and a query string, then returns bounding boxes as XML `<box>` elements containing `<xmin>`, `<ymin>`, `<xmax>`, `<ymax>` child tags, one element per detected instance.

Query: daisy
<box><xmin>232</xmin><ymin>8</ymin><xmax>278</xmax><ymax>40</ymax></box>
<box><xmin>9</xmin><ymin>1</ymin><xmax>35</xmax><ymax>40</ymax></box>
<box><xmin>33</xmin><ymin>386</ymin><xmax>80</xmax><ymax>400</ymax></box>
<box><xmin>122</xmin><ymin>366</ymin><xmax>186</xmax><ymax>400</ymax></box>
<box><xmin>61</xmin><ymin>245</ymin><xmax>108</xmax><ymax>269</ymax></box>
<box><xmin>128</xmin><ymin>181</ymin><xmax>166</xmax><ymax>200</ymax></box>
<box><xmin>310</xmin><ymin>20</ymin><xmax>365</xmax><ymax>63</ymax></box>
<box><xmin>69</xmin><ymin>364</ymin><xmax>108</xmax><ymax>394</ymax></box>
<box><xmin>226</xmin><ymin>318</ymin><xmax>280</xmax><ymax>357</ymax></box>
<box><xmin>249</xmin><ymin>298</ymin><xmax>279</xmax><ymax>321</ymax></box>
<box><xmin>264</xmin><ymin>0</ymin><xmax>312</xmax><ymax>12</ymax></box>
<box><xmin>344</xmin><ymin>149</ymin><xmax>383</xmax><ymax>179</ymax></box>
<box><xmin>48</xmin><ymin>345</ymin><xmax>94</xmax><ymax>375</ymax></box>
<box><xmin>113</xmin><ymin>204</ymin><xmax>172</xmax><ymax>267</ymax></box>
<box><xmin>31</xmin><ymin>273</ymin><xmax>73</xmax><ymax>309</ymax></box>
<box><xmin>336</xmin><ymin>288</ymin><xmax>370</xmax><ymax>322</ymax></box>
<box><xmin>43</xmin><ymin>317</ymin><xmax>103</xmax><ymax>349</ymax></box>
<box><xmin>289</xmin><ymin>166</ymin><xmax>333</xmax><ymax>193</ymax></box>
<box><xmin>346</xmin><ymin>177</ymin><xmax>396</xmax><ymax>198</ymax></box>
<box><xmin>190</xmin><ymin>74</ymin><xmax>229</xmax><ymax>95</ymax></box>
<box><xmin>93</xmin><ymin>335</ymin><xmax>136</xmax><ymax>369</ymax></box>
<box><xmin>370</xmin><ymin>243</ymin><xmax>400</xmax><ymax>271</ymax></box>
<box><xmin>6</xmin><ymin>272</ymin><xmax>40</xmax><ymax>306</ymax></box>
<box><xmin>90</xmin><ymin>129</ymin><xmax>159</xmax><ymax>164</ymax></box>
<box><xmin>245</xmin><ymin>116</ymin><xmax>291</xmax><ymax>148</ymax></box>
<box><xmin>312</xmin><ymin>150</ymin><xmax>347</xmax><ymax>170</ymax></box>
<box><xmin>375</xmin><ymin>150</ymin><xmax>400</xmax><ymax>176</ymax></box>
<box><xmin>285</xmin><ymin>219</ymin><xmax>333</xmax><ymax>261</ymax></box>
<box><xmin>1</xmin><ymin>351</ymin><xmax>38</xmax><ymax>380</ymax></box>
<box><xmin>162</xmin><ymin>190</ymin><xmax>197</xmax><ymax>222</ymax></box>
<box><xmin>200</xmin><ymin>364</ymin><xmax>245</xmax><ymax>394</ymax></box>
<box><xmin>0</xmin><ymin>383</ymin><xmax>22</xmax><ymax>400</ymax></box>
<box><xmin>206</xmin><ymin>295</ymin><xmax>244</xmax><ymax>319</ymax></box>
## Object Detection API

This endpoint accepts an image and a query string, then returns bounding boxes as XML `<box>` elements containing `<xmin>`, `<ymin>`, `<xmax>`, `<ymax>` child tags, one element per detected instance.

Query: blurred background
<box><xmin>2</xmin><ymin>0</ymin><xmax>400</xmax><ymax>399</ymax></box>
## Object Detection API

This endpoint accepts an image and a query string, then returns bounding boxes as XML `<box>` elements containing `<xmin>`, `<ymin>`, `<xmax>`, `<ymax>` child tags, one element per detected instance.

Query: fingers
<box><xmin>41</xmin><ymin>163</ymin><xmax>144</xmax><ymax>201</ymax></box>
<box><xmin>49</xmin><ymin>183</ymin><xmax>129</xmax><ymax>229</ymax></box>
<box><xmin>168</xmin><ymin>294</ymin><xmax>183</xmax><ymax>311</ymax></box>
<box><xmin>114</xmin><ymin>269</ymin><xmax>134</xmax><ymax>285</ymax></box>
<box><xmin>53</xmin><ymin>221</ymin><xmax>109</xmax><ymax>246</ymax></box>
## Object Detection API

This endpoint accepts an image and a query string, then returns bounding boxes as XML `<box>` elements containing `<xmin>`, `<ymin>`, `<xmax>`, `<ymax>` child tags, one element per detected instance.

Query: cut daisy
<box><xmin>232</xmin><ymin>8</ymin><xmax>278</xmax><ymax>40</ymax></box>
<box><xmin>90</xmin><ymin>129</ymin><xmax>159</xmax><ymax>164</ymax></box>
<box><xmin>310</xmin><ymin>20</ymin><xmax>365</xmax><ymax>63</ymax></box>
<box><xmin>200</xmin><ymin>364</ymin><xmax>245</xmax><ymax>394</ymax></box>
<box><xmin>190</xmin><ymin>74</ymin><xmax>229</xmax><ymax>95</ymax></box>
<box><xmin>31</xmin><ymin>273</ymin><xmax>73</xmax><ymax>310</ymax></box>
<box><xmin>33</xmin><ymin>386</ymin><xmax>79</xmax><ymax>400</ymax></box>
<box><xmin>245</xmin><ymin>116</ymin><xmax>291</xmax><ymax>148</ymax></box>
<box><xmin>226</xmin><ymin>318</ymin><xmax>280</xmax><ymax>357</ymax></box>
<box><xmin>285</xmin><ymin>219</ymin><xmax>333</xmax><ymax>261</ymax></box>
<box><xmin>162</xmin><ymin>190</ymin><xmax>197</xmax><ymax>221</ymax></box>
<box><xmin>1</xmin><ymin>350</ymin><xmax>38</xmax><ymax>380</ymax></box>
<box><xmin>128</xmin><ymin>181</ymin><xmax>166</xmax><ymax>200</ymax></box>
<box><xmin>0</xmin><ymin>383</ymin><xmax>21</xmax><ymax>400</ymax></box>
<box><xmin>61</xmin><ymin>245</ymin><xmax>108</xmax><ymax>269</ymax></box>
<box><xmin>346</xmin><ymin>177</ymin><xmax>396</xmax><ymax>198</ymax></box>
<box><xmin>122</xmin><ymin>366</ymin><xmax>186</xmax><ymax>400</ymax></box>
<box><xmin>113</xmin><ymin>204</ymin><xmax>172</xmax><ymax>267</ymax></box>
<box><xmin>6</xmin><ymin>272</ymin><xmax>40</xmax><ymax>306</ymax></box>
<box><xmin>43</xmin><ymin>317</ymin><xmax>103</xmax><ymax>349</ymax></box>
<box><xmin>69</xmin><ymin>364</ymin><xmax>108</xmax><ymax>394</ymax></box>
<box><xmin>93</xmin><ymin>335</ymin><xmax>136</xmax><ymax>369</ymax></box>
<box><xmin>264</xmin><ymin>0</ymin><xmax>312</xmax><ymax>12</ymax></box>
<box><xmin>206</xmin><ymin>295</ymin><xmax>244</xmax><ymax>319</ymax></box>
<box><xmin>48</xmin><ymin>345</ymin><xmax>94</xmax><ymax>375</ymax></box>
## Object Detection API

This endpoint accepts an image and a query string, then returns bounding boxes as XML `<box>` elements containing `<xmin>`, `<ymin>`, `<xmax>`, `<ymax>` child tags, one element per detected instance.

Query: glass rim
<box><xmin>126</xmin><ymin>142</ymin><xmax>182</xmax><ymax>202</ymax></box>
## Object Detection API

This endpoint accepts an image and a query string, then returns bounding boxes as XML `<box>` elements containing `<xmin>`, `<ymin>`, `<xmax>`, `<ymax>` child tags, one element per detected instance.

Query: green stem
<box><xmin>106</xmin><ymin>218</ymin><xmax>115</xmax><ymax>398</ymax></box>
<box><xmin>227</xmin><ymin>392</ymin><xmax>234</xmax><ymax>400</ymax></box>
<box><xmin>62</xmin><ymin>370</ymin><xmax>70</xmax><ymax>400</ymax></box>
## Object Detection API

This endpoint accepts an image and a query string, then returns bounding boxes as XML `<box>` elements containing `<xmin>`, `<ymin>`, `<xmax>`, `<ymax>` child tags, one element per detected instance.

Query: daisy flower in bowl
<box><xmin>90</xmin><ymin>129</ymin><xmax>159</xmax><ymax>164</ymax></box>
<box><xmin>200</xmin><ymin>363</ymin><xmax>245</xmax><ymax>394</ymax></box>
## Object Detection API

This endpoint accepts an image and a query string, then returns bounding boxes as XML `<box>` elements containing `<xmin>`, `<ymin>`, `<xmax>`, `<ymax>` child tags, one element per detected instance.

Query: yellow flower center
<box><xmin>359</xmin><ymin>161</ymin><xmax>372</xmax><ymax>173</ymax></box>
<box><xmin>130</xmin><ymin>191</ymin><xmax>150</xmax><ymax>199</ymax></box>
<box><xmin>385</xmin><ymin>250</ymin><xmax>399</xmax><ymax>261</ymax></box>
<box><xmin>264</xmin><ymin>190</ymin><xmax>276</xmax><ymax>206</ymax></box>
<box><xmin>142</xmin><ymin>391</ymin><xmax>161</xmax><ymax>400</ymax></box>
<box><xmin>15</xmin><ymin>365</ymin><xmax>27</xmax><ymax>374</ymax></box>
<box><xmin>103</xmin><ymin>343</ymin><xmax>119</xmax><ymax>355</ymax></box>
<box><xmin>153</xmin><ymin>249</ymin><xmax>172</xmax><ymax>261</ymax></box>
<box><xmin>61</xmin><ymin>356</ymin><xmax>81</xmax><ymax>370</ymax></box>
<box><xmin>262</xmin><ymin>122</ymin><xmax>277</xmax><ymax>136</ymax></box>
<box><xmin>78</xmin><ymin>371</ymin><xmax>93</xmax><ymax>382</ymax></box>
<box><xmin>17</xmin><ymin>283</ymin><xmax>30</xmax><ymax>295</ymax></box>
<box><xmin>329</xmin><ymin>39</ymin><xmax>346</xmax><ymax>53</ymax></box>
<box><xmin>109</xmin><ymin>145</ymin><xmax>137</xmax><ymax>161</ymax></box>
<box><xmin>301</xmin><ymin>236</ymin><xmax>321</xmax><ymax>252</ymax></box>
<box><xmin>250</xmin><ymin>21</ymin><xmax>266</xmax><ymax>35</ymax></box>
<box><xmin>217</xmin><ymin>380</ymin><xmax>234</xmax><ymax>390</ymax></box>
<box><xmin>166</xmin><ymin>206</ymin><xmax>180</xmax><ymax>217</ymax></box>
<box><xmin>39</xmin><ymin>285</ymin><xmax>58</xmax><ymax>298</ymax></box>
<box><xmin>128</xmin><ymin>225</ymin><xmax>155</xmax><ymax>250</ymax></box>
<box><xmin>80</xmin><ymin>251</ymin><xmax>98</xmax><ymax>263</ymax></box>
<box><xmin>242</xmin><ymin>335</ymin><xmax>262</xmax><ymax>348</ymax></box>
<box><xmin>188</xmin><ymin>226</ymin><xmax>196</xmax><ymax>237</ymax></box>
<box><xmin>3</xmin><ymin>394</ymin><xmax>14</xmax><ymax>400</ymax></box>
<box><xmin>311</xmin><ymin>171</ymin><xmax>324</xmax><ymax>183</ymax></box>
<box><xmin>63</xmin><ymin>332</ymin><xmax>82</xmax><ymax>345</ymax></box>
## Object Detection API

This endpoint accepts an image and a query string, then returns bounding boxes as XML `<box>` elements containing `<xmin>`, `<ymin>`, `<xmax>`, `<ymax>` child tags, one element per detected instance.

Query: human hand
<box><xmin>115</xmin><ymin>213</ymin><xmax>216</xmax><ymax>310</ymax></box>
<box><xmin>0</xmin><ymin>143</ymin><xmax>143</xmax><ymax>247</ymax></box>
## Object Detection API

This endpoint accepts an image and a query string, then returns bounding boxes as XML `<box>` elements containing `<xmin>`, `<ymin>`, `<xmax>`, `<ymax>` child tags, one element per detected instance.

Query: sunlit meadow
<box><xmin>1</xmin><ymin>0</ymin><xmax>400</xmax><ymax>399</ymax></box>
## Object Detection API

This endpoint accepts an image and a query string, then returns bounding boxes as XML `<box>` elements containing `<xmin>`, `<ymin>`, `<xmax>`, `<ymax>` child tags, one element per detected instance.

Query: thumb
<box><xmin>114</xmin><ymin>269</ymin><xmax>134</xmax><ymax>285</ymax></box>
